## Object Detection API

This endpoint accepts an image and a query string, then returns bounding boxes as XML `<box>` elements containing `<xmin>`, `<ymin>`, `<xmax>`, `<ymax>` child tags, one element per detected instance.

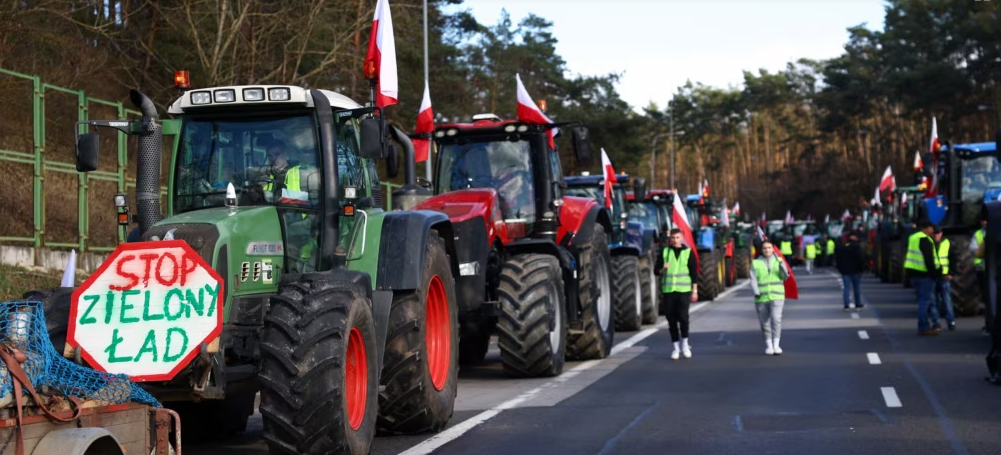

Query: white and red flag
<box><xmin>929</xmin><ymin>117</ymin><xmax>940</xmax><ymax>154</ymax></box>
<box><xmin>732</xmin><ymin>201</ymin><xmax>740</xmax><ymax>215</ymax></box>
<box><xmin>363</xmin><ymin>0</ymin><xmax>398</xmax><ymax>108</ymax></box>
<box><xmin>601</xmin><ymin>148</ymin><xmax>617</xmax><ymax>210</ymax></box>
<box><xmin>702</xmin><ymin>179</ymin><xmax>710</xmax><ymax>197</ymax></box>
<box><xmin>924</xmin><ymin>117</ymin><xmax>940</xmax><ymax>197</ymax></box>
<box><xmin>914</xmin><ymin>151</ymin><xmax>924</xmax><ymax>171</ymax></box>
<box><xmin>515</xmin><ymin>74</ymin><xmax>558</xmax><ymax>148</ymax></box>
<box><xmin>671</xmin><ymin>190</ymin><xmax>700</xmax><ymax>272</ymax></box>
<box><xmin>413</xmin><ymin>81</ymin><xmax>433</xmax><ymax>162</ymax></box>
<box><xmin>879</xmin><ymin>165</ymin><xmax>896</xmax><ymax>193</ymax></box>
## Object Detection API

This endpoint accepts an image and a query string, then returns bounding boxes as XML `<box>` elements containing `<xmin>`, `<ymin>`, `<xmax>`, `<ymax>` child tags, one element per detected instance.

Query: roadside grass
<box><xmin>0</xmin><ymin>264</ymin><xmax>65</xmax><ymax>302</ymax></box>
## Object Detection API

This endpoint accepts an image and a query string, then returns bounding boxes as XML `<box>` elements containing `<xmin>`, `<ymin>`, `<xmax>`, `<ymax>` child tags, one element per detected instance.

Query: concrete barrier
<box><xmin>1</xmin><ymin>245</ymin><xmax>108</xmax><ymax>274</ymax></box>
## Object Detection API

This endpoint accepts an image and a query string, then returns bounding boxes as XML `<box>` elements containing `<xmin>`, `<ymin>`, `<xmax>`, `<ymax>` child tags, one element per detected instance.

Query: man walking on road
<box><xmin>930</xmin><ymin>226</ymin><xmax>956</xmax><ymax>331</ymax></box>
<box><xmin>805</xmin><ymin>241</ymin><xmax>817</xmax><ymax>275</ymax></box>
<box><xmin>835</xmin><ymin>231</ymin><xmax>866</xmax><ymax>310</ymax></box>
<box><xmin>905</xmin><ymin>221</ymin><xmax>941</xmax><ymax>336</ymax></box>
<box><xmin>751</xmin><ymin>241</ymin><xmax>790</xmax><ymax>355</ymax></box>
<box><xmin>657</xmin><ymin>229</ymin><xmax>699</xmax><ymax>360</ymax></box>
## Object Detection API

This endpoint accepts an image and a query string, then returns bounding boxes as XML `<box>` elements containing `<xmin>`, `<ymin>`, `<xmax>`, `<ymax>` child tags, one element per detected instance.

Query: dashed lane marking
<box><xmin>867</xmin><ymin>353</ymin><xmax>882</xmax><ymax>365</ymax></box>
<box><xmin>858</xmin><ymin>330</ymin><xmax>869</xmax><ymax>340</ymax></box>
<box><xmin>881</xmin><ymin>387</ymin><xmax>902</xmax><ymax>408</ymax></box>
<box><xmin>851</xmin><ymin>312</ymin><xmax>860</xmax><ymax>319</ymax></box>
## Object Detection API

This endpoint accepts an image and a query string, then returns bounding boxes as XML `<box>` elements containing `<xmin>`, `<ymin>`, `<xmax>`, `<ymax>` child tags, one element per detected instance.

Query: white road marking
<box><xmin>400</xmin><ymin>280</ymin><xmax>749</xmax><ymax>455</ymax></box>
<box><xmin>881</xmin><ymin>387</ymin><xmax>902</xmax><ymax>408</ymax></box>
<box><xmin>867</xmin><ymin>352</ymin><xmax>882</xmax><ymax>365</ymax></box>
<box><xmin>858</xmin><ymin>330</ymin><xmax>869</xmax><ymax>340</ymax></box>
<box><xmin>851</xmin><ymin>312</ymin><xmax>860</xmax><ymax>319</ymax></box>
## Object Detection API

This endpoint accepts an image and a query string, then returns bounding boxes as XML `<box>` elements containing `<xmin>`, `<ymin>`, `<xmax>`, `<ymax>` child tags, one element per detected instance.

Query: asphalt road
<box><xmin>187</xmin><ymin>267</ymin><xmax>1001</xmax><ymax>455</ymax></box>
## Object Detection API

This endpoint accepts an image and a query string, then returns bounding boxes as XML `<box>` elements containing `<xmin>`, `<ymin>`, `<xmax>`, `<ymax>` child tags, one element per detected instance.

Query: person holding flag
<box><xmin>655</xmin><ymin>192</ymin><xmax>700</xmax><ymax>360</ymax></box>
<box><xmin>750</xmin><ymin>240</ymin><xmax>792</xmax><ymax>355</ymax></box>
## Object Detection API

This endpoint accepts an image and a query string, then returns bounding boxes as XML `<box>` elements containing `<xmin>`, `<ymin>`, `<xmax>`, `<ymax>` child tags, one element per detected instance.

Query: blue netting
<box><xmin>0</xmin><ymin>300</ymin><xmax>160</xmax><ymax>407</ymax></box>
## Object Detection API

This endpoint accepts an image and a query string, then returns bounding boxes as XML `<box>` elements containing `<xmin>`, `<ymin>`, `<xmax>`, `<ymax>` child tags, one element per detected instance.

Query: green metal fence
<box><xmin>0</xmin><ymin>69</ymin><xmax>409</xmax><ymax>253</ymax></box>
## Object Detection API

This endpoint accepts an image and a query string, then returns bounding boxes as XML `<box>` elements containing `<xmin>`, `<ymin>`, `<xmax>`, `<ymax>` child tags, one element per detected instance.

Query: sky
<box><xmin>450</xmin><ymin>0</ymin><xmax>889</xmax><ymax>112</ymax></box>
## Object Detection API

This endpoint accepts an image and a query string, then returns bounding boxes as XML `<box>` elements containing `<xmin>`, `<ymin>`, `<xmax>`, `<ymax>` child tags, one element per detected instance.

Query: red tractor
<box><xmin>414</xmin><ymin>114</ymin><xmax>615</xmax><ymax>378</ymax></box>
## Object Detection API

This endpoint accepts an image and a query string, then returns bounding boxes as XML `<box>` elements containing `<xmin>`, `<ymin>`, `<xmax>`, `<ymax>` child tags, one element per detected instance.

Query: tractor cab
<box><xmin>564</xmin><ymin>173</ymin><xmax>643</xmax><ymax>252</ymax></box>
<box><xmin>924</xmin><ymin>141</ymin><xmax>1000</xmax><ymax>230</ymax></box>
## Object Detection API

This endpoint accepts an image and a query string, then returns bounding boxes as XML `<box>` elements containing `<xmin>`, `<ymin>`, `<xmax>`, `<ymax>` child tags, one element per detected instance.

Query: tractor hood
<box><xmin>416</xmin><ymin>189</ymin><xmax>502</xmax><ymax>224</ymax></box>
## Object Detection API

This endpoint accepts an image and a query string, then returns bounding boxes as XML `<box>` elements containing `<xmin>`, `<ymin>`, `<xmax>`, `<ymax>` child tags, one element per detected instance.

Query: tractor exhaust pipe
<box><xmin>129</xmin><ymin>90</ymin><xmax>164</xmax><ymax>235</ymax></box>
<box><xmin>389</xmin><ymin>125</ymin><xmax>418</xmax><ymax>188</ymax></box>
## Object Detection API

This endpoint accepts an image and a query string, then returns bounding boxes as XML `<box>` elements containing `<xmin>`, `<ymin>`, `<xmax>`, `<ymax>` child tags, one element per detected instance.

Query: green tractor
<box><xmin>875</xmin><ymin>185</ymin><xmax>922</xmax><ymax>284</ymax></box>
<box><xmin>28</xmin><ymin>86</ymin><xmax>461</xmax><ymax>454</ymax></box>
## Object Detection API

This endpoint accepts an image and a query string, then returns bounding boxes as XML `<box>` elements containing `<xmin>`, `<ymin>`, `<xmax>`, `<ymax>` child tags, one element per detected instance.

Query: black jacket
<box><xmin>834</xmin><ymin>239</ymin><xmax>865</xmax><ymax>275</ymax></box>
<box><xmin>655</xmin><ymin>245</ymin><xmax>699</xmax><ymax>285</ymax></box>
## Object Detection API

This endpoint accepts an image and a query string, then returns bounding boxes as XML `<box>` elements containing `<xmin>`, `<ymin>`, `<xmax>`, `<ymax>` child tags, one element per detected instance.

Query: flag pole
<box><xmin>422</xmin><ymin>0</ymin><xmax>432</xmax><ymax>183</ymax></box>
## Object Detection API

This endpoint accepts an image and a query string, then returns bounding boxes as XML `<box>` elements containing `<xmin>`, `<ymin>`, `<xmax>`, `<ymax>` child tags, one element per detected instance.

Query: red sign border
<box><xmin>68</xmin><ymin>240</ymin><xmax>225</xmax><ymax>382</ymax></box>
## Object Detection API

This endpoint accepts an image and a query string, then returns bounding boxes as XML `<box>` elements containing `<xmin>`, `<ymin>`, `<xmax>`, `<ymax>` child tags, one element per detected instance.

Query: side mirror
<box><xmin>571</xmin><ymin>127</ymin><xmax>593</xmax><ymax>166</ymax></box>
<box><xmin>359</xmin><ymin>118</ymin><xmax>387</xmax><ymax>159</ymax></box>
<box><xmin>76</xmin><ymin>133</ymin><xmax>100</xmax><ymax>172</ymax></box>
<box><xmin>386</xmin><ymin>143</ymin><xmax>400</xmax><ymax>179</ymax></box>
<box><xmin>633</xmin><ymin>177</ymin><xmax>647</xmax><ymax>199</ymax></box>
<box><xmin>995</xmin><ymin>130</ymin><xmax>1000</xmax><ymax>163</ymax></box>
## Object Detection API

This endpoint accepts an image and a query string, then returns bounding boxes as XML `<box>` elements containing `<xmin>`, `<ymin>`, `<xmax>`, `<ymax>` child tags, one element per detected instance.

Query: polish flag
<box><xmin>363</xmin><ymin>0</ymin><xmax>398</xmax><ymax>108</ymax></box>
<box><xmin>873</xmin><ymin>186</ymin><xmax>881</xmax><ymax>206</ymax></box>
<box><xmin>671</xmin><ymin>191</ymin><xmax>700</xmax><ymax>272</ymax></box>
<box><xmin>913</xmin><ymin>151</ymin><xmax>923</xmax><ymax>171</ymax></box>
<box><xmin>929</xmin><ymin>117</ymin><xmax>940</xmax><ymax>154</ymax></box>
<box><xmin>721</xmin><ymin>204</ymin><xmax>730</xmax><ymax>227</ymax></box>
<box><xmin>702</xmin><ymin>179</ymin><xmax>710</xmax><ymax>197</ymax></box>
<box><xmin>601</xmin><ymin>148</ymin><xmax>617</xmax><ymax>210</ymax></box>
<box><xmin>824</xmin><ymin>214</ymin><xmax>830</xmax><ymax>224</ymax></box>
<box><xmin>516</xmin><ymin>74</ymin><xmax>557</xmax><ymax>149</ymax></box>
<box><xmin>732</xmin><ymin>201</ymin><xmax>740</xmax><ymax>215</ymax></box>
<box><xmin>785</xmin><ymin>210</ymin><xmax>793</xmax><ymax>224</ymax></box>
<box><xmin>879</xmin><ymin>165</ymin><xmax>896</xmax><ymax>192</ymax></box>
<box><xmin>413</xmin><ymin>81</ymin><xmax>433</xmax><ymax>162</ymax></box>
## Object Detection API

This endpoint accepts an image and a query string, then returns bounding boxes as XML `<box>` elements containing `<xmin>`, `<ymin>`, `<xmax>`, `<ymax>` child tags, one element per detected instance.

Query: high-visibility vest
<box><xmin>753</xmin><ymin>258</ymin><xmax>785</xmax><ymax>303</ymax></box>
<box><xmin>974</xmin><ymin>229</ymin><xmax>984</xmax><ymax>267</ymax></box>
<box><xmin>662</xmin><ymin>247</ymin><xmax>693</xmax><ymax>293</ymax></box>
<box><xmin>938</xmin><ymin>238</ymin><xmax>950</xmax><ymax>275</ymax></box>
<box><xmin>904</xmin><ymin>231</ymin><xmax>937</xmax><ymax>272</ymax></box>
<box><xmin>264</xmin><ymin>165</ymin><xmax>302</xmax><ymax>192</ymax></box>
<box><xmin>826</xmin><ymin>239</ymin><xmax>835</xmax><ymax>255</ymax></box>
<box><xmin>780</xmin><ymin>241</ymin><xmax>793</xmax><ymax>256</ymax></box>
<box><xmin>805</xmin><ymin>243</ymin><xmax>817</xmax><ymax>259</ymax></box>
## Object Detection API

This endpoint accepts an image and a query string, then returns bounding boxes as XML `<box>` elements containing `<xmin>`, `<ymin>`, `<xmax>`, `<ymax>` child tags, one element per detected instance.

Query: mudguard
<box><xmin>450</xmin><ymin>217</ymin><xmax>490</xmax><ymax>314</ymax></box>
<box><xmin>563</xmin><ymin>199</ymin><xmax>613</xmax><ymax>248</ymax></box>
<box><xmin>697</xmin><ymin>227</ymin><xmax>715</xmax><ymax>251</ymax></box>
<box><xmin>924</xmin><ymin>196</ymin><xmax>947</xmax><ymax>226</ymax></box>
<box><xmin>415</xmin><ymin>188</ymin><xmax>509</xmax><ymax>245</ymax></box>
<box><xmin>376</xmin><ymin>210</ymin><xmax>457</xmax><ymax>292</ymax></box>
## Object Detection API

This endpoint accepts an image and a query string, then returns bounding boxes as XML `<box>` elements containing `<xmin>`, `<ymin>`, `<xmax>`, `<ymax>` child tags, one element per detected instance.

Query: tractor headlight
<box><xmin>214</xmin><ymin>89</ymin><xmax>236</xmax><ymax>103</ymax></box>
<box><xmin>113</xmin><ymin>194</ymin><xmax>127</xmax><ymax>207</ymax></box>
<box><xmin>269</xmin><ymin>88</ymin><xmax>291</xmax><ymax>101</ymax></box>
<box><xmin>243</xmin><ymin>88</ymin><xmax>265</xmax><ymax>101</ymax></box>
<box><xmin>517</xmin><ymin>125</ymin><xmax>528</xmax><ymax>132</ymax></box>
<box><xmin>446</xmin><ymin>128</ymin><xmax>458</xmax><ymax>137</ymax></box>
<box><xmin>190</xmin><ymin>91</ymin><xmax>212</xmax><ymax>105</ymax></box>
<box><xmin>435</xmin><ymin>130</ymin><xmax>446</xmax><ymax>138</ymax></box>
<box><xmin>504</xmin><ymin>124</ymin><xmax>517</xmax><ymax>133</ymax></box>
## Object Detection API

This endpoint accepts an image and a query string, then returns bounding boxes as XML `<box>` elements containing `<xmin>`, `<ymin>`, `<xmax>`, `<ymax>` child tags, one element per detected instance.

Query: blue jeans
<box><xmin>929</xmin><ymin>280</ymin><xmax>954</xmax><ymax>324</ymax></box>
<box><xmin>912</xmin><ymin>276</ymin><xmax>935</xmax><ymax>331</ymax></box>
<box><xmin>842</xmin><ymin>274</ymin><xmax>862</xmax><ymax>307</ymax></box>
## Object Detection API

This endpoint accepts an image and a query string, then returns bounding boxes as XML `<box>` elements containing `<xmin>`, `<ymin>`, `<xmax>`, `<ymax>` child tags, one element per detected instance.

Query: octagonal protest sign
<box><xmin>69</xmin><ymin>240</ymin><xmax>224</xmax><ymax>382</ymax></box>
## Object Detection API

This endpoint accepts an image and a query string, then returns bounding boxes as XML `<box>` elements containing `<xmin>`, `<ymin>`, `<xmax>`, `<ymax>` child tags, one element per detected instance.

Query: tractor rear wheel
<box><xmin>612</xmin><ymin>255</ymin><xmax>643</xmax><ymax>331</ymax></box>
<box><xmin>948</xmin><ymin>236</ymin><xmax>980</xmax><ymax>316</ymax></box>
<box><xmin>639</xmin><ymin>254</ymin><xmax>658</xmax><ymax>325</ymax></box>
<box><xmin>496</xmin><ymin>254</ymin><xmax>567</xmax><ymax>378</ymax></box>
<box><xmin>567</xmin><ymin>224</ymin><xmax>614</xmax><ymax>361</ymax></box>
<box><xmin>21</xmin><ymin>287</ymin><xmax>73</xmax><ymax>354</ymax></box>
<box><xmin>697</xmin><ymin>250</ymin><xmax>721</xmax><ymax>301</ymax></box>
<box><xmin>378</xmin><ymin>231</ymin><xmax>458</xmax><ymax>434</ymax></box>
<box><xmin>735</xmin><ymin>247</ymin><xmax>751</xmax><ymax>279</ymax></box>
<box><xmin>259</xmin><ymin>275</ymin><xmax>378</xmax><ymax>455</ymax></box>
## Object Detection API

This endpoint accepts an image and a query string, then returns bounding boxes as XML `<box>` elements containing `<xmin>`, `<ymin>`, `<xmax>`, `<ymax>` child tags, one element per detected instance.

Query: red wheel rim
<box><xmin>345</xmin><ymin>326</ymin><xmax>367</xmax><ymax>430</ymax></box>
<box><xmin>425</xmin><ymin>275</ymin><xmax>450</xmax><ymax>391</ymax></box>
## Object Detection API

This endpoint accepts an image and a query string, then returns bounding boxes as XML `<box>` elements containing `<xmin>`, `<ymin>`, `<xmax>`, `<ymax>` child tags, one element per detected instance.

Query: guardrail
<box><xmin>1</xmin><ymin>68</ymin><xmax>408</xmax><ymax>253</ymax></box>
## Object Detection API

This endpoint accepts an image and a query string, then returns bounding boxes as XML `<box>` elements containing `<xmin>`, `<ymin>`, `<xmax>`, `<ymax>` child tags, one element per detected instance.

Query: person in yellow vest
<box><xmin>780</xmin><ymin>239</ymin><xmax>793</xmax><ymax>257</ymax></box>
<box><xmin>750</xmin><ymin>241</ymin><xmax>790</xmax><ymax>355</ymax></box>
<box><xmin>260</xmin><ymin>138</ymin><xmax>309</xmax><ymax>204</ymax></box>
<box><xmin>904</xmin><ymin>221</ymin><xmax>941</xmax><ymax>336</ymax></box>
<box><xmin>804</xmin><ymin>241</ymin><xmax>817</xmax><ymax>275</ymax></box>
<box><xmin>656</xmin><ymin>228</ymin><xmax>699</xmax><ymax>360</ymax></box>
<box><xmin>928</xmin><ymin>226</ymin><xmax>955</xmax><ymax>331</ymax></box>
<box><xmin>826</xmin><ymin>237</ymin><xmax>836</xmax><ymax>266</ymax></box>
<box><xmin>969</xmin><ymin>218</ymin><xmax>988</xmax><ymax>335</ymax></box>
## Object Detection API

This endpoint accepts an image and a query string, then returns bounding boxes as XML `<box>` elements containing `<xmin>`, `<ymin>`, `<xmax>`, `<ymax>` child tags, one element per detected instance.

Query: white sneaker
<box><xmin>773</xmin><ymin>345</ymin><xmax>783</xmax><ymax>355</ymax></box>
<box><xmin>671</xmin><ymin>349</ymin><xmax>680</xmax><ymax>360</ymax></box>
<box><xmin>765</xmin><ymin>346</ymin><xmax>775</xmax><ymax>355</ymax></box>
<box><xmin>682</xmin><ymin>347</ymin><xmax>692</xmax><ymax>358</ymax></box>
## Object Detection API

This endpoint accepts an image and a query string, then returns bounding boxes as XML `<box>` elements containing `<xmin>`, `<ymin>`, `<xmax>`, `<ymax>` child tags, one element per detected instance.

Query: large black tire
<box><xmin>496</xmin><ymin>254</ymin><xmax>567</xmax><ymax>378</ymax></box>
<box><xmin>611</xmin><ymin>255</ymin><xmax>643</xmax><ymax>332</ymax></box>
<box><xmin>21</xmin><ymin>287</ymin><xmax>73</xmax><ymax>354</ymax></box>
<box><xmin>259</xmin><ymin>275</ymin><xmax>378</xmax><ymax>455</ymax></box>
<box><xmin>378</xmin><ymin>231</ymin><xmax>459</xmax><ymax>434</ymax></box>
<box><xmin>567</xmin><ymin>224</ymin><xmax>614</xmax><ymax>361</ymax></box>
<box><xmin>889</xmin><ymin>241</ymin><xmax>903</xmax><ymax>284</ymax></box>
<box><xmin>735</xmin><ymin>246</ymin><xmax>751</xmax><ymax>279</ymax></box>
<box><xmin>639</xmin><ymin>254</ymin><xmax>658</xmax><ymax>325</ymax></box>
<box><xmin>948</xmin><ymin>236</ymin><xmax>980</xmax><ymax>316</ymax></box>
<box><xmin>725</xmin><ymin>255</ymin><xmax>736</xmax><ymax>287</ymax></box>
<box><xmin>697</xmin><ymin>250</ymin><xmax>721</xmax><ymax>301</ymax></box>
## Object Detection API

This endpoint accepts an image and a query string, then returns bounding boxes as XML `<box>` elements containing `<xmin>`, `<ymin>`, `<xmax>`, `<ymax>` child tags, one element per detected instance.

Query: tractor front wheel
<box><xmin>612</xmin><ymin>255</ymin><xmax>643</xmax><ymax>331</ymax></box>
<box><xmin>378</xmin><ymin>230</ymin><xmax>459</xmax><ymax>434</ymax></box>
<box><xmin>639</xmin><ymin>253</ymin><xmax>658</xmax><ymax>325</ymax></box>
<box><xmin>567</xmin><ymin>224</ymin><xmax>614</xmax><ymax>360</ymax></box>
<box><xmin>259</xmin><ymin>275</ymin><xmax>378</xmax><ymax>455</ymax></box>
<box><xmin>496</xmin><ymin>254</ymin><xmax>567</xmax><ymax>378</ymax></box>
<box><xmin>735</xmin><ymin>246</ymin><xmax>751</xmax><ymax>279</ymax></box>
<box><xmin>697</xmin><ymin>250</ymin><xmax>721</xmax><ymax>301</ymax></box>
<box><xmin>948</xmin><ymin>236</ymin><xmax>981</xmax><ymax>316</ymax></box>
